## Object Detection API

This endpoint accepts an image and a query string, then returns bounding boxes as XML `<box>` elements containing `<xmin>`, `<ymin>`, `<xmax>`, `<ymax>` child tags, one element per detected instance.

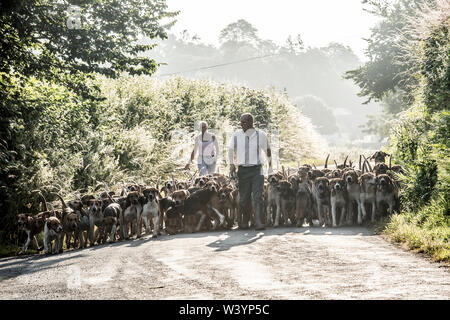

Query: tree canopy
<box><xmin>344</xmin><ymin>0</ymin><xmax>431</xmax><ymax>105</ymax></box>
<box><xmin>219</xmin><ymin>19</ymin><xmax>260</xmax><ymax>45</ymax></box>
<box><xmin>0</xmin><ymin>0</ymin><xmax>178</xmax><ymax>96</ymax></box>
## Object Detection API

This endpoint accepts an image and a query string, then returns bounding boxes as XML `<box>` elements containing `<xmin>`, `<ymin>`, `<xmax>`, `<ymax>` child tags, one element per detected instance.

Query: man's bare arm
<box><xmin>185</xmin><ymin>138</ymin><xmax>197</xmax><ymax>170</ymax></box>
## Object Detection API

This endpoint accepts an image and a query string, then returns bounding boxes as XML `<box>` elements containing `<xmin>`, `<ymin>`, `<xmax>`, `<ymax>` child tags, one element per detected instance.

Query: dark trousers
<box><xmin>237</xmin><ymin>165</ymin><xmax>264</xmax><ymax>228</ymax></box>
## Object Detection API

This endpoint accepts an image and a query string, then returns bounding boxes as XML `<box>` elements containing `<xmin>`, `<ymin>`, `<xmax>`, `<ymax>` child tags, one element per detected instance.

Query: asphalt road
<box><xmin>0</xmin><ymin>226</ymin><xmax>448</xmax><ymax>299</ymax></box>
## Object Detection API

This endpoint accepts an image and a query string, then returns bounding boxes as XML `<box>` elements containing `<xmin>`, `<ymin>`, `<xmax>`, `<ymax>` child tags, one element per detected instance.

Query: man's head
<box><xmin>240</xmin><ymin>113</ymin><xmax>253</xmax><ymax>132</ymax></box>
<box><xmin>199</xmin><ymin>121</ymin><xmax>208</xmax><ymax>134</ymax></box>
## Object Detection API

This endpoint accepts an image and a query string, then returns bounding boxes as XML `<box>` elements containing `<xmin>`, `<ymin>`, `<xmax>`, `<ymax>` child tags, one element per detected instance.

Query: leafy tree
<box><xmin>257</xmin><ymin>39</ymin><xmax>279</xmax><ymax>55</ymax></box>
<box><xmin>344</xmin><ymin>0</ymin><xmax>429</xmax><ymax>105</ymax></box>
<box><xmin>218</xmin><ymin>19</ymin><xmax>263</xmax><ymax>63</ymax></box>
<box><xmin>0</xmin><ymin>0</ymin><xmax>178</xmax><ymax>90</ymax></box>
<box><xmin>283</xmin><ymin>34</ymin><xmax>304</xmax><ymax>55</ymax></box>
<box><xmin>219</xmin><ymin>19</ymin><xmax>260</xmax><ymax>45</ymax></box>
<box><xmin>343</xmin><ymin>0</ymin><xmax>443</xmax><ymax>140</ymax></box>
<box><xmin>321</xmin><ymin>42</ymin><xmax>360</xmax><ymax>74</ymax></box>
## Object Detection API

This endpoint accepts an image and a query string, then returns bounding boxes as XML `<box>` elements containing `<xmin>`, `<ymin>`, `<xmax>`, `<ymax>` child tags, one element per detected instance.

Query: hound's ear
<box><xmin>387</xmin><ymin>175</ymin><xmax>393</xmax><ymax>185</ymax></box>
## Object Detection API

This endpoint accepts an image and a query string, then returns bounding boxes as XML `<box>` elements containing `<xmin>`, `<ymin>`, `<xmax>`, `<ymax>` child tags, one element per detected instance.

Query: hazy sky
<box><xmin>165</xmin><ymin>0</ymin><xmax>381</xmax><ymax>61</ymax></box>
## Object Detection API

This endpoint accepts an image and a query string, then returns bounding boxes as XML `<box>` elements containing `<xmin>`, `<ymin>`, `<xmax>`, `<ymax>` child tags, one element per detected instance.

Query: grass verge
<box><xmin>382</xmin><ymin>196</ymin><xmax>449</xmax><ymax>263</ymax></box>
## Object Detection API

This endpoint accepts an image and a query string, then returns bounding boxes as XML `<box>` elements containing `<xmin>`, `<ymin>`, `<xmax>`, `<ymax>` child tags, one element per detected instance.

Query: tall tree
<box><xmin>283</xmin><ymin>34</ymin><xmax>304</xmax><ymax>55</ymax></box>
<box><xmin>344</xmin><ymin>0</ymin><xmax>428</xmax><ymax>105</ymax></box>
<box><xmin>0</xmin><ymin>0</ymin><xmax>178</xmax><ymax>95</ymax></box>
<box><xmin>219</xmin><ymin>19</ymin><xmax>260</xmax><ymax>46</ymax></box>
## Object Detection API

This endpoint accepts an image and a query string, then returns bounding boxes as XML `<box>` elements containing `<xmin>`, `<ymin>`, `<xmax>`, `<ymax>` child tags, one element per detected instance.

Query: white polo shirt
<box><xmin>228</xmin><ymin>128</ymin><xmax>271</xmax><ymax>167</ymax></box>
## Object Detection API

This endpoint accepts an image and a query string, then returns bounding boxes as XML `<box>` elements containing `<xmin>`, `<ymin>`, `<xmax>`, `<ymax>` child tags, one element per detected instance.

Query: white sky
<box><xmin>165</xmin><ymin>0</ymin><xmax>381</xmax><ymax>61</ymax></box>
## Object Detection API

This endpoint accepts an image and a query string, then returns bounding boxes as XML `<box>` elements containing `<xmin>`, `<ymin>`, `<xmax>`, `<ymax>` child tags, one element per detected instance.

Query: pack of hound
<box><xmin>17</xmin><ymin>151</ymin><xmax>403</xmax><ymax>255</ymax></box>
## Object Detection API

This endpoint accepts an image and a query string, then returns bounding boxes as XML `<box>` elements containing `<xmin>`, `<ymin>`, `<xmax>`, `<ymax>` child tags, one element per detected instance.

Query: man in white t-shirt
<box><xmin>228</xmin><ymin>113</ymin><xmax>273</xmax><ymax>230</ymax></box>
<box><xmin>185</xmin><ymin>121</ymin><xmax>220</xmax><ymax>176</ymax></box>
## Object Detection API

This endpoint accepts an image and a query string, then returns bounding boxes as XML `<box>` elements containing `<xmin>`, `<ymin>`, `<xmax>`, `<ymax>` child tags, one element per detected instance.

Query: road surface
<box><xmin>0</xmin><ymin>226</ymin><xmax>448</xmax><ymax>299</ymax></box>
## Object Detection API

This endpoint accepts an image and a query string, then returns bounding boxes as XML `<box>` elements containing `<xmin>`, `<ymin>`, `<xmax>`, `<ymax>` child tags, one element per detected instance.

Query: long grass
<box><xmin>383</xmin><ymin>195</ymin><xmax>449</xmax><ymax>262</ymax></box>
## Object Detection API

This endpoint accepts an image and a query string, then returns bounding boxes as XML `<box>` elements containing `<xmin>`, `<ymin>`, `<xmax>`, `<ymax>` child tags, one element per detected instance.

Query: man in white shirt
<box><xmin>185</xmin><ymin>121</ymin><xmax>220</xmax><ymax>176</ymax></box>
<box><xmin>228</xmin><ymin>113</ymin><xmax>272</xmax><ymax>230</ymax></box>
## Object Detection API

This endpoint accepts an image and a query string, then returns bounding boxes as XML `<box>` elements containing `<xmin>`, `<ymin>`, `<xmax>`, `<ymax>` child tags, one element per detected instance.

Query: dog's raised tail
<box><xmin>52</xmin><ymin>193</ymin><xmax>68</xmax><ymax>209</ymax></box>
<box><xmin>32</xmin><ymin>190</ymin><xmax>49</xmax><ymax>212</ymax></box>
<box><xmin>282</xmin><ymin>165</ymin><xmax>287</xmax><ymax>180</ymax></box>
<box><xmin>343</xmin><ymin>155</ymin><xmax>348</xmax><ymax>168</ymax></box>
<box><xmin>106</xmin><ymin>191</ymin><xmax>115</xmax><ymax>203</ymax></box>
<box><xmin>189</xmin><ymin>170</ymin><xmax>198</xmax><ymax>186</ymax></box>
<box><xmin>156</xmin><ymin>176</ymin><xmax>161</xmax><ymax>191</ymax></box>
<box><xmin>39</xmin><ymin>192</ymin><xmax>49</xmax><ymax>212</ymax></box>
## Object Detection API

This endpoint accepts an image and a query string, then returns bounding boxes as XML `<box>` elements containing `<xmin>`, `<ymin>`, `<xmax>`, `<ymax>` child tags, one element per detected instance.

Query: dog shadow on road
<box><xmin>86</xmin><ymin>223</ymin><xmax>374</xmax><ymax>253</ymax></box>
<box><xmin>206</xmin><ymin>224</ymin><xmax>374</xmax><ymax>252</ymax></box>
<box><xmin>267</xmin><ymin>225</ymin><xmax>374</xmax><ymax>237</ymax></box>
<box><xmin>207</xmin><ymin>230</ymin><xmax>264</xmax><ymax>252</ymax></box>
<box><xmin>87</xmin><ymin>230</ymin><xmax>222</xmax><ymax>250</ymax></box>
<box><xmin>0</xmin><ymin>252</ymin><xmax>86</xmax><ymax>281</ymax></box>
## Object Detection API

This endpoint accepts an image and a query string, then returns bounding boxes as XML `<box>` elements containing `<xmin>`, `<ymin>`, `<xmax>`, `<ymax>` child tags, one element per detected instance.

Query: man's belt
<box><xmin>238</xmin><ymin>164</ymin><xmax>261</xmax><ymax>168</ymax></box>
